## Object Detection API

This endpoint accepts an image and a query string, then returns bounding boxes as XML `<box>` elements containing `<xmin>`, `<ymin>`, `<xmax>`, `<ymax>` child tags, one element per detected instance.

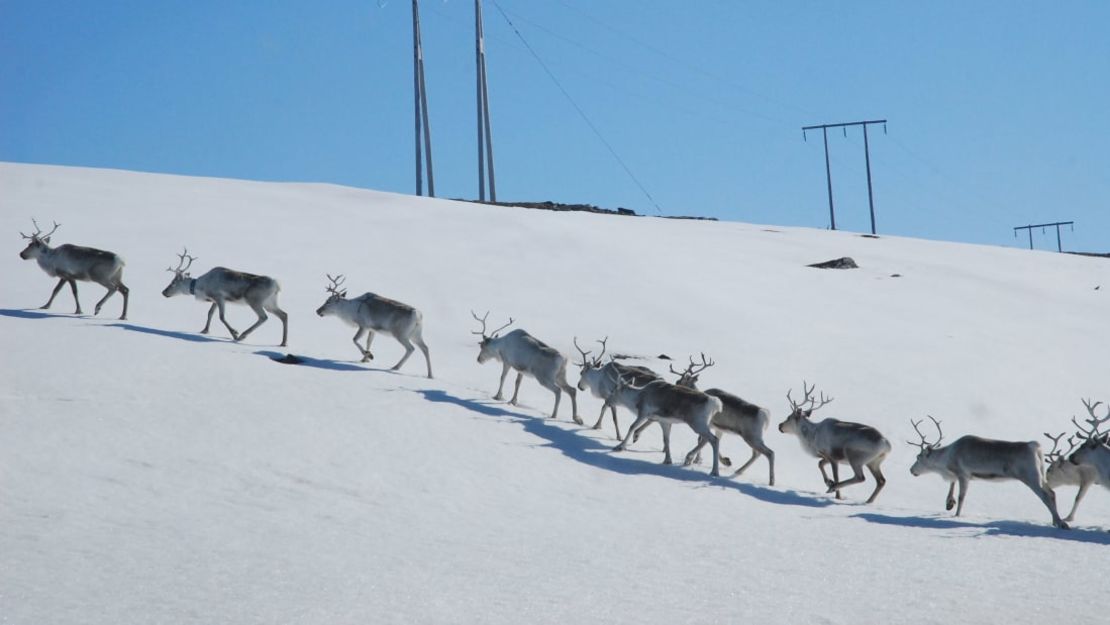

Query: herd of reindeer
<box><xmin>16</xmin><ymin>218</ymin><xmax>1110</xmax><ymax>531</ymax></box>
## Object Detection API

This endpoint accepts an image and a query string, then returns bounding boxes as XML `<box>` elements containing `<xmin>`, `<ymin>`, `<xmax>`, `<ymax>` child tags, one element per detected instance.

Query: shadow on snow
<box><xmin>104</xmin><ymin>322</ymin><xmax>226</xmax><ymax>343</ymax></box>
<box><xmin>415</xmin><ymin>388</ymin><xmax>833</xmax><ymax>509</ymax></box>
<box><xmin>254</xmin><ymin>350</ymin><xmax>369</xmax><ymax>372</ymax></box>
<box><xmin>0</xmin><ymin>308</ymin><xmax>82</xmax><ymax>320</ymax></box>
<box><xmin>852</xmin><ymin>512</ymin><xmax>1110</xmax><ymax>544</ymax></box>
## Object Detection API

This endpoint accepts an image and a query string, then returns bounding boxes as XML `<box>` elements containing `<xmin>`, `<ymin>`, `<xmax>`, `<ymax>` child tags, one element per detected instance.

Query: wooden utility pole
<box><xmin>412</xmin><ymin>0</ymin><xmax>435</xmax><ymax>197</ymax></box>
<box><xmin>802</xmin><ymin>119</ymin><xmax>886</xmax><ymax>233</ymax></box>
<box><xmin>475</xmin><ymin>0</ymin><xmax>496</xmax><ymax>201</ymax></box>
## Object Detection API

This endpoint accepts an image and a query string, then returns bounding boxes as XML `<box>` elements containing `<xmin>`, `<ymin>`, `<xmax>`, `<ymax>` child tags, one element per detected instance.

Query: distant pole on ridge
<box><xmin>412</xmin><ymin>0</ymin><xmax>435</xmax><ymax>197</ymax></box>
<box><xmin>1013</xmin><ymin>221</ymin><xmax>1074</xmax><ymax>252</ymax></box>
<box><xmin>803</xmin><ymin>119</ymin><xmax>886</xmax><ymax>233</ymax></box>
<box><xmin>475</xmin><ymin>0</ymin><xmax>496</xmax><ymax>202</ymax></box>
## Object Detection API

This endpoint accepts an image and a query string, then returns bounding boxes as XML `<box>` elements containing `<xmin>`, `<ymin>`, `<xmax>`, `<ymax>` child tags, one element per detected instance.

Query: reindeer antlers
<box><xmin>167</xmin><ymin>247</ymin><xmax>197</xmax><ymax>274</ymax></box>
<box><xmin>669</xmin><ymin>353</ymin><xmax>714</xmax><ymax>381</ymax></box>
<box><xmin>1043</xmin><ymin>432</ymin><xmax>1077</xmax><ymax>464</ymax></box>
<box><xmin>470</xmin><ymin>310</ymin><xmax>513</xmax><ymax>338</ymax></box>
<box><xmin>908</xmin><ymin>415</ymin><xmax>944</xmax><ymax>450</ymax></box>
<box><xmin>786</xmin><ymin>380</ymin><xmax>834</xmax><ymax>414</ymax></box>
<box><xmin>325</xmin><ymin>273</ymin><xmax>347</xmax><ymax>296</ymax></box>
<box><xmin>573</xmin><ymin>336</ymin><xmax>609</xmax><ymax>368</ymax></box>
<box><xmin>1073</xmin><ymin>398</ymin><xmax>1110</xmax><ymax>441</ymax></box>
<box><xmin>20</xmin><ymin>218</ymin><xmax>61</xmax><ymax>240</ymax></box>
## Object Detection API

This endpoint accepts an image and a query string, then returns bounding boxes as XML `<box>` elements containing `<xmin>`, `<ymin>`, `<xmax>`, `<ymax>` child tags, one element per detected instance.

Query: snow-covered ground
<box><xmin>1</xmin><ymin>162</ymin><xmax>1107</xmax><ymax>625</ymax></box>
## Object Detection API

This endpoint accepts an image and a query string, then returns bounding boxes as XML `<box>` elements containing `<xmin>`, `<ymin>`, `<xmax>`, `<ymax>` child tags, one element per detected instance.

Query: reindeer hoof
<box><xmin>720</xmin><ymin>457</ymin><xmax>732</xmax><ymax>467</ymax></box>
<box><xmin>573</xmin><ymin>417</ymin><xmax>584</xmax><ymax>425</ymax></box>
<box><xmin>711</xmin><ymin>471</ymin><xmax>720</xmax><ymax>478</ymax></box>
<box><xmin>1055</xmin><ymin>520</ymin><xmax>1070</xmax><ymax>530</ymax></box>
<box><xmin>663</xmin><ymin>458</ymin><xmax>673</xmax><ymax>465</ymax></box>
<box><xmin>946</xmin><ymin>500</ymin><xmax>956</xmax><ymax>511</ymax></box>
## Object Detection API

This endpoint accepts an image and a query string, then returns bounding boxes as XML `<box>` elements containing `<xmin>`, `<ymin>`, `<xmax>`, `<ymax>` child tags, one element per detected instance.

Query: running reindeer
<box><xmin>473</xmin><ymin>312</ymin><xmax>580</xmax><ymax>423</ymax></box>
<box><xmin>161</xmin><ymin>248</ymin><xmax>289</xmax><ymax>346</ymax></box>
<box><xmin>650</xmin><ymin>354</ymin><xmax>776</xmax><ymax>485</ymax></box>
<box><xmin>573</xmin><ymin>337</ymin><xmax>660</xmax><ymax>440</ymax></box>
<box><xmin>908</xmin><ymin>416</ymin><xmax>1068</xmax><ymax>529</ymax></box>
<box><xmin>316</xmin><ymin>274</ymin><xmax>432</xmax><ymax>378</ymax></box>
<box><xmin>18</xmin><ymin>219</ymin><xmax>130</xmax><ymax>319</ymax></box>
<box><xmin>1043</xmin><ymin>430</ymin><xmax>1101</xmax><ymax>523</ymax></box>
<box><xmin>609</xmin><ymin>368</ymin><xmax>724</xmax><ymax>477</ymax></box>
<box><xmin>778</xmin><ymin>382</ymin><xmax>889</xmax><ymax>502</ymax></box>
<box><xmin>1066</xmin><ymin>398</ymin><xmax>1110</xmax><ymax>504</ymax></box>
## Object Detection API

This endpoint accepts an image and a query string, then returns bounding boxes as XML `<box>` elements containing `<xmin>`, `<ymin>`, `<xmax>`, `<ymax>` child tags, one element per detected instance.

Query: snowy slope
<box><xmin>1</xmin><ymin>162</ymin><xmax>1108</xmax><ymax>625</ymax></box>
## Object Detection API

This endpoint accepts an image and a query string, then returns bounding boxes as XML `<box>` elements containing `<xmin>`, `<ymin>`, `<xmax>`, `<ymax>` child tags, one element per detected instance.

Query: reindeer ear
<box><xmin>43</xmin><ymin>236</ymin><xmax>50</xmax><ymax>244</ymax></box>
<box><xmin>340</xmin><ymin>290</ymin><xmax>347</xmax><ymax>298</ymax></box>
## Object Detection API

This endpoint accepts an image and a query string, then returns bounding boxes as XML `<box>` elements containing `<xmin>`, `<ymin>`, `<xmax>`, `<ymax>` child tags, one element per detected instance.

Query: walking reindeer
<box><xmin>18</xmin><ymin>219</ymin><xmax>130</xmax><ymax>319</ymax></box>
<box><xmin>1066</xmin><ymin>399</ymin><xmax>1110</xmax><ymax>503</ymax></box>
<box><xmin>657</xmin><ymin>355</ymin><xmax>776</xmax><ymax>485</ymax></box>
<box><xmin>778</xmin><ymin>382</ymin><xmax>890</xmax><ymax>502</ymax></box>
<box><xmin>908</xmin><ymin>416</ymin><xmax>1068</xmax><ymax>529</ymax></box>
<box><xmin>161</xmin><ymin>249</ymin><xmax>289</xmax><ymax>346</ymax></box>
<box><xmin>574</xmin><ymin>337</ymin><xmax>660</xmax><ymax>439</ymax></box>
<box><xmin>609</xmin><ymin>368</ymin><xmax>724</xmax><ymax>477</ymax></box>
<box><xmin>316</xmin><ymin>274</ymin><xmax>432</xmax><ymax>378</ymax></box>
<box><xmin>473</xmin><ymin>312</ymin><xmax>580</xmax><ymax>423</ymax></box>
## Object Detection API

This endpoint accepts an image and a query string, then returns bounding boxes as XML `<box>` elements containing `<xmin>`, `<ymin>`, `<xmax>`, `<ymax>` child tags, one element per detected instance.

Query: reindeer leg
<box><xmin>561</xmin><ymin>381</ymin><xmax>581</xmax><ymax>424</ymax></box>
<box><xmin>592</xmin><ymin>402</ymin><xmax>608</xmax><ymax>430</ymax></box>
<box><xmin>631</xmin><ymin>419</ymin><xmax>653</xmax><ymax>444</ymax></box>
<box><xmin>67</xmin><ymin>279</ymin><xmax>82</xmax><ymax>314</ymax></box>
<box><xmin>391</xmin><ymin>336</ymin><xmax>416</xmax><ymax>371</ymax></box>
<box><xmin>413</xmin><ymin>333</ymin><xmax>432</xmax><ymax>379</ymax></box>
<box><xmin>817</xmin><ymin>458</ymin><xmax>834</xmax><ymax>488</ymax></box>
<box><xmin>215</xmin><ymin>300</ymin><xmax>240</xmax><ymax>340</ymax></box>
<box><xmin>945</xmin><ymin>482</ymin><xmax>957</xmax><ymax>510</ymax></box>
<box><xmin>235</xmin><ymin>301</ymin><xmax>268</xmax><ymax>342</ymax></box>
<box><xmin>660</xmin><ymin>422</ymin><xmax>673</xmax><ymax>465</ymax></box>
<box><xmin>614</xmin><ymin>413</ymin><xmax>649</xmax><ymax>452</ymax></box>
<box><xmin>830</xmin><ymin>462</ymin><xmax>842</xmax><ymax>499</ymax></box>
<box><xmin>733</xmin><ymin>449</ymin><xmax>762</xmax><ymax>477</ymax></box>
<box><xmin>352</xmin><ymin>327</ymin><xmax>371</xmax><ymax>361</ymax></box>
<box><xmin>509</xmin><ymin>372</ymin><xmax>524</xmax><ymax>406</ymax></box>
<box><xmin>94</xmin><ymin>284</ymin><xmax>117</xmax><ymax>316</ymax></box>
<box><xmin>828</xmin><ymin>459</ymin><xmax>867</xmax><ymax>494</ymax></box>
<box><xmin>270</xmin><ymin>305</ymin><xmax>288</xmax><ymax>347</ymax></box>
<box><xmin>116</xmin><ymin>282</ymin><xmax>129</xmax><ymax>320</ymax></box>
<box><xmin>609</xmin><ymin>404</ymin><xmax>622</xmax><ymax>440</ymax></box>
<box><xmin>1025</xmin><ymin>480</ymin><xmax>1068</xmax><ymax>529</ymax></box>
<box><xmin>201</xmin><ymin>302</ymin><xmax>217</xmax><ymax>334</ymax></box>
<box><xmin>954</xmin><ymin>477</ymin><xmax>969</xmax><ymax>516</ymax></box>
<box><xmin>864</xmin><ymin>460</ymin><xmax>886</xmax><ymax>504</ymax></box>
<box><xmin>41</xmin><ymin>278</ymin><xmax>66</xmax><ymax>309</ymax></box>
<box><xmin>1065</xmin><ymin>481</ymin><xmax>1091</xmax><ymax>523</ymax></box>
<box><xmin>684</xmin><ymin>436</ymin><xmax>708</xmax><ymax>466</ymax></box>
<box><xmin>493</xmin><ymin>362</ymin><xmax>510</xmax><ymax>400</ymax></box>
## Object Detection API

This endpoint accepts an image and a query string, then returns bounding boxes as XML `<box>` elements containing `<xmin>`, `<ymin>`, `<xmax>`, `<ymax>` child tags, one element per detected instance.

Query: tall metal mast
<box><xmin>412</xmin><ymin>0</ymin><xmax>435</xmax><ymax>196</ymax></box>
<box><xmin>475</xmin><ymin>0</ymin><xmax>496</xmax><ymax>201</ymax></box>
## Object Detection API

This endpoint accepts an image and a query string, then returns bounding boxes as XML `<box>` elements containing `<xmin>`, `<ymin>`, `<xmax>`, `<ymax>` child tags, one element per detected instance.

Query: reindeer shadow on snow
<box><xmin>415</xmin><ymin>388</ymin><xmax>835</xmax><ymax>509</ymax></box>
<box><xmin>0</xmin><ymin>308</ymin><xmax>80</xmax><ymax>320</ymax></box>
<box><xmin>851</xmin><ymin>512</ymin><xmax>1110</xmax><ymax>544</ymax></box>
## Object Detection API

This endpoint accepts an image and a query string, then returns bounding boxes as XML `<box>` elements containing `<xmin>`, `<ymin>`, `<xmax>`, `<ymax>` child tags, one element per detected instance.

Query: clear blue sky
<box><xmin>2</xmin><ymin>1</ymin><xmax>1107</xmax><ymax>251</ymax></box>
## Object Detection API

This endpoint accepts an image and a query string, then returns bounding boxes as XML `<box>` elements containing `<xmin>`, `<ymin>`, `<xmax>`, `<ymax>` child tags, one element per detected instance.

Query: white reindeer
<box><xmin>908</xmin><ymin>416</ymin><xmax>1068</xmax><ymax>529</ymax></box>
<box><xmin>609</xmin><ymin>370</ymin><xmax>724</xmax><ymax>477</ymax></box>
<box><xmin>573</xmin><ymin>337</ymin><xmax>660</xmax><ymax>439</ymax></box>
<box><xmin>1044</xmin><ymin>431</ymin><xmax>1102</xmax><ymax>523</ymax></box>
<box><xmin>315</xmin><ymin>274</ymin><xmax>432</xmax><ymax>378</ymax></box>
<box><xmin>1067</xmin><ymin>399</ymin><xmax>1110</xmax><ymax>502</ymax></box>
<box><xmin>664</xmin><ymin>355</ymin><xmax>776</xmax><ymax>486</ymax></box>
<box><xmin>161</xmin><ymin>249</ymin><xmax>289</xmax><ymax>346</ymax></box>
<box><xmin>473</xmin><ymin>311</ymin><xmax>580</xmax><ymax>423</ymax></box>
<box><xmin>18</xmin><ymin>219</ymin><xmax>130</xmax><ymax>319</ymax></box>
<box><xmin>777</xmin><ymin>382</ymin><xmax>889</xmax><ymax>502</ymax></box>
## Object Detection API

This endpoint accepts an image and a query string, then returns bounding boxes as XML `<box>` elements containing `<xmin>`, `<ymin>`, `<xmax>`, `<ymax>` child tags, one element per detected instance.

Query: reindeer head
<box><xmin>1069</xmin><ymin>398</ymin><xmax>1110</xmax><ymax>467</ymax></box>
<box><xmin>18</xmin><ymin>219</ymin><xmax>60</xmax><ymax>260</ymax></box>
<box><xmin>777</xmin><ymin>381</ymin><xmax>833</xmax><ymax>434</ymax></box>
<box><xmin>471</xmin><ymin>310</ymin><xmax>514</xmax><ymax>363</ymax></box>
<box><xmin>1043</xmin><ymin>431</ymin><xmax>1081</xmax><ymax>487</ymax></box>
<box><xmin>316</xmin><ymin>274</ymin><xmax>349</xmax><ymax>317</ymax></box>
<box><xmin>161</xmin><ymin>248</ymin><xmax>198</xmax><ymax>297</ymax></box>
<box><xmin>573</xmin><ymin>336</ymin><xmax>608</xmax><ymax>390</ymax></box>
<box><xmin>908</xmin><ymin>415</ymin><xmax>945</xmax><ymax>475</ymax></box>
<box><xmin>669</xmin><ymin>353</ymin><xmax>714</xmax><ymax>389</ymax></box>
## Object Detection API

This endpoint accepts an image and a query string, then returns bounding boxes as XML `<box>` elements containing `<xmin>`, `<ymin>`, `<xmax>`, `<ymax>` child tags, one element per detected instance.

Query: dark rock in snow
<box><xmin>272</xmin><ymin>353</ymin><xmax>305</xmax><ymax>365</ymax></box>
<box><xmin>808</xmin><ymin>257</ymin><xmax>859</xmax><ymax>270</ymax></box>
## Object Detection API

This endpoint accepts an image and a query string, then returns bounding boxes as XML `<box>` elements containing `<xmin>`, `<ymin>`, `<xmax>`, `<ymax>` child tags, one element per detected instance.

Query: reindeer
<box><xmin>1044</xmin><ymin>431</ymin><xmax>1102</xmax><ymax>523</ymax></box>
<box><xmin>472</xmin><ymin>311</ymin><xmax>580</xmax><ymax>423</ymax></box>
<box><xmin>1068</xmin><ymin>398</ymin><xmax>1110</xmax><ymax>495</ymax></box>
<box><xmin>18</xmin><ymin>219</ymin><xmax>130</xmax><ymax>319</ymax></box>
<box><xmin>573</xmin><ymin>337</ymin><xmax>660</xmax><ymax>439</ymax></box>
<box><xmin>161</xmin><ymin>249</ymin><xmax>288</xmax><ymax>346</ymax></box>
<box><xmin>777</xmin><ymin>382</ymin><xmax>889</xmax><ymax>502</ymax></box>
<box><xmin>609</xmin><ymin>369</ymin><xmax>724</xmax><ymax>477</ymax></box>
<box><xmin>657</xmin><ymin>354</ymin><xmax>776</xmax><ymax>485</ymax></box>
<box><xmin>908</xmin><ymin>416</ymin><xmax>1068</xmax><ymax>529</ymax></box>
<box><xmin>315</xmin><ymin>274</ymin><xmax>432</xmax><ymax>378</ymax></box>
